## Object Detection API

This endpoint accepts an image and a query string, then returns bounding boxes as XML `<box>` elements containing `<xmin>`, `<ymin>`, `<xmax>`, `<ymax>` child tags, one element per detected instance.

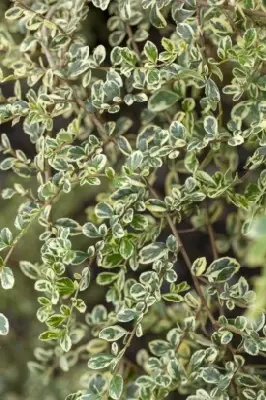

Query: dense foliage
<box><xmin>2</xmin><ymin>0</ymin><xmax>266</xmax><ymax>399</ymax></box>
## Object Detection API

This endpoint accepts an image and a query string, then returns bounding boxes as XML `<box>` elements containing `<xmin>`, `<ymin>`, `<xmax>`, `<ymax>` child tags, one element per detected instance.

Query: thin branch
<box><xmin>196</xmin><ymin>0</ymin><xmax>207</xmax><ymax>64</ymax></box>
<box><xmin>2</xmin><ymin>212</ymin><xmax>40</xmax><ymax>268</ymax></box>
<box><xmin>205</xmin><ymin>204</ymin><xmax>218</xmax><ymax>260</ymax></box>
<box><xmin>15</xmin><ymin>1</ymin><xmax>67</xmax><ymax>35</ymax></box>
<box><xmin>125</xmin><ymin>24</ymin><xmax>141</xmax><ymax>60</ymax></box>
<box><xmin>143</xmin><ymin>177</ymin><xmax>217</xmax><ymax>327</ymax></box>
<box><xmin>41</xmin><ymin>5</ymin><xmax>58</xmax><ymax>70</ymax></box>
<box><xmin>113</xmin><ymin>324</ymin><xmax>138</xmax><ymax>375</ymax></box>
<box><xmin>221</xmin><ymin>8</ymin><xmax>241</xmax><ymax>35</ymax></box>
<box><xmin>178</xmin><ymin>227</ymin><xmax>198</xmax><ymax>233</ymax></box>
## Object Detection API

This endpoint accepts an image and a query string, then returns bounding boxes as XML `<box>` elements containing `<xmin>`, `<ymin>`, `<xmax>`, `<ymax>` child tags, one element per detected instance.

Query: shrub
<box><xmin>1</xmin><ymin>0</ymin><xmax>266</xmax><ymax>399</ymax></box>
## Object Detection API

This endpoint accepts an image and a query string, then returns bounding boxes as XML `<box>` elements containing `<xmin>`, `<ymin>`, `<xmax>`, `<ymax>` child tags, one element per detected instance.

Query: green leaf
<box><xmin>218</xmin><ymin>35</ymin><xmax>232</xmax><ymax>59</ymax></box>
<box><xmin>5</xmin><ymin>7</ymin><xmax>24</xmax><ymax>20</ymax></box>
<box><xmin>247</xmin><ymin>312</ymin><xmax>265</xmax><ymax>332</ymax></box>
<box><xmin>60</xmin><ymin>331</ymin><xmax>72</xmax><ymax>352</ymax></box>
<box><xmin>110</xmin><ymin>375</ymin><xmax>123</xmax><ymax>400</ymax></box>
<box><xmin>170</xmin><ymin>120</ymin><xmax>186</xmax><ymax>140</ymax></box>
<box><xmin>102</xmin><ymin>253</ymin><xmax>123</xmax><ymax>268</ymax></box>
<box><xmin>112</xmin><ymin>223</ymin><xmax>124</xmax><ymax>238</ymax></box>
<box><xmin>119</xmin><ymin>0</ymin><xmax>131</xmax><ymax>20</ymax></box>
<box><xmin>220</xmin><ymin>331</ymin><xmax>233</xmax><ymax>345</ymax></box>
<box><xmin>68</xmin><ymin>60</ymin><xmax>90</xmax><ymax>78</ymax></box>
<box><xmin>147</xmin><ymin>69</ymin><xmax>160</xmax><ymax>87</ymax></box>
<box><xmin>139</xmin><ymin>242</ymin><xmax>167</xmax><ymax>264</ymax></box>
<box><xmin>20</xmin><ymin>261</ymin><xmax>39</xmax><ymax>280</ymax></box>
<box><xmin>129</xmin><ymin>283</ymin><xmax>147</xmax><ymax>300</ymax></box>
<box><xmin>0</xmin><ymin>228</ymin><xmax>13</xmax><ymax>247</ymax></box>
<box><xmin>87</xmin><ymin>338</ymin><xmax>108</xmax><ymax>354</ymax></box>
<box><xmin>83</xmin><ymin>222</ymin><xmax>106</xmax><ymax>238</ymax></box>
<box><xmin>209</xmin><ymin>17</ymin><xmax>233</xmax><ymax>35</ymax></box>
<box><xmin>189</xmin><ymin>350</ymin><xmax>206</xmax><ymax>368</ymax></box>
<box><xmin>99</xmin><ymin>325</ymin><xmax>127</xmax><ymax>341</ymax></box>
<box><xmin>71</xmin><ymin>251</ymin><xmax>89</xmax><ymax>265</ymax></box>
<box><xmin>88</xmin><ymin>354</ymin><xmax>115</xmax><ymax>369</ymax></box>
<box><xmin>56</xmin><ymin>278</ymin><xmax>75</xmax><ymax>295</ymax></box>
<box><xmin>121</xmin><ymin>48</ymin><xmax>137</xmax><ymax>66</ymax></box>
<box><xmin>39</xmin><ymin>331</ymin><xmax>60</xmax><ymax>341</ymax></box>
<box><xmin>146</xmin><ymin>199</ymin><xmax>167</xmax><ymax>213</ymax></box>
<box><xmin>131</xmin><ymin>215</ymin><xmax>148</xmax><ymax>231</ymax></box>
<box><xmin>119</xmin><ymin>237</ymin><xmax>134</xmax><ymax>259</ymax></box>
<box><xmin>0</xmin><ymin>267</ymin><xmax>15</xmax><ymax>290</ymax></box>
<box><xmin>191</xmin><ymin>257</ymin><xmax>207</xmax><ymax>277</ymax></box>
<box><xmin>56</xmin><ymin>218</ymin><xmax>80</xmax><ymax>234</ymax></box>
<box><xmin>243</xmin><ymin>338</ymin><xmax>259</xmax><ymax>356</ymax></box>
<box><xmin>0</xmin><ymin>313</ymin><xmax>9</xmax><ymax>335</ymax></box>
<box><xmin>117</xmin><ymin>308</ymin><xmax>136</xmax><ymax>322</ymax></box>
<box><xmin>75</xmin><ymin>299</ymin><xmax>86</xmax><ymax>313</ymax></box>
<box><xmin>195</xmin><ymin>170</ymin><xmax>216</xmax><ymax>186</ymax></box>
<box><xmin>144</xmin><ymin>41</ymin><xmax>158</xmax><ymax>64</ymax></box>
<box><xmin>46</xmin><ymin>314</ymin><xmax>66</xmax><ymax>328</ymax></box>
<box><xmin>126</xmin><ymin>150</ymin><xmax>143</xmax><ymax>170</ymax></box>
<box><xmin>176</xmin><ymin>23</ymin><xmax>194</xmax><ymax>44</ymax></box>
<box><xmin>204</xmin><ymin>116</ymin><xmax>218</xmax><ymax>137</ymax></box>
<box><xmin>117</xmin><ymin>136</ymin><xmax>132</xmax><ymax>156</ymax></box>
<box><xmin>68</xmin><ymin>147</ymin><xmax>86</xmax><ymax>161</ymax></box>
<box><xmin>244</xmin><ymin>28</ymin><xmax>257</xmax><ymax>48</ymax></box>
<box><xmin>148</xmin><ymin>90</ymin><xmax>179</xmax><ymax>112</ymax></box>
<box><xmin>95</xmin><ymin>202</ymin><xmax>114</xmax><ymax>219</ymax></box>
<box><xmin>93</xmin><ymin>45</ymin><xmax>106</xmax><ymax>65</ymax></box>
<box><xmin>247</xmin><ymin>216</ymin><xmax>266</xmax><ymax>238</ymax></box>
<box><xmin>162</xmin><ymin>293</ymin><xmax>184</xmax><ymax>302</ymax></box>
<box><xmin>150</xmin><ymin>4</ymin><xmax>166</xmax><ymax>29</ymax></box>
<box><xmin>237</xmin><ymin>374</ymin><xmax>259</xmax><ymax>388</ymax></box>
<box><xmin>206</xmin><ymin>257</ymin><xmax>240</xmax><ymax>283</ymax></box>
<box><xmin>205</xmin><ymin>78</ymin><xmax>220</xmax><ymax>102</ymax></box>
<box><xmin>149</xmin><ymin>340</ymin><xmax>172</xmax><ymax>356</ymax></box>
<box><xmin>80</xmin><ymin>267</ymin><xmax>91</xmax><ymax>292</ymax></box>
<box><xmin>96</xmin><ymin>272</ymin><xmax>118</xmax><ymax>286</ymax></box>
<box><xmin>201</xmin><ymin>367</ymin><xmax>221</xmax><ymax>384</ymax></box>
<box><xmin>92</xmin><ymin>0</ymin><xmax>111</xmax><ymax>11</ymax></box>
<box><xmin>166</xmin><ymin>234</ymin><xmax>178</xmax><ymax>252</ymax></box>
<box><xmin>187</xmin><ymin>390</ymin><xmax>211</xmax><ymax>400</ymax></box>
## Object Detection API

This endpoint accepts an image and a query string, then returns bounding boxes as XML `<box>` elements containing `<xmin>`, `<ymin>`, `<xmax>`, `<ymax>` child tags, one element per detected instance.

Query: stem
<box><xmin>71</xmin><ymin>94</ymin><xmax>107</xmax><ymax>139</ymax></box>
<box><xmin>65</xmin><ymin>256</ymin><xmax>95</xmax><ymax>331</ymax></box>
<box><xmin>16</xmin><ymin>1</ymin><xmax>67</xmax><ymax>35</ymax></box>
<box><xmin>3</xmin><ymin>245</ymin><xmax>15</xmax><ymax>267</ymax></box>
<box><xmin>205</xmin><ymin>204</ymin><xmax>218</xmax><ymax>260</ymax></box>
<box><xmin>113</xmin><ymin>325</ymin><xmax>138</xmax><ymax>375</ymax></box>
<box><xmin>41</xmin><ymin>5</ymin><xmax>58</xmax><ymax>70</ymax></box>
<box><xmin>196</xmin><ymin>0</ymin><xmax>207</xmax><ymax>64</ymax></box>
<box><xmin>199</xmin><ymin>150</ymin><xmax>214</xmax><ymax>170</ymax></box>
<box><xmin>178</xmin><ymin>227</ymin><xmax>198</xmax><ymax>233</ymax></box>
<box><xmin>125</xmin><ymin>24</ymin><xmax>141</xmax><ymax>60</ymax></box>
<box><xmin>143</xmin><ymin>177</ymin><xmax>217</xmax><ymax>327</ymax></box>
<box><xmin>2</xmin><ymin>211</ymin><xmax>40</xmax><ymax>268</ymax></box>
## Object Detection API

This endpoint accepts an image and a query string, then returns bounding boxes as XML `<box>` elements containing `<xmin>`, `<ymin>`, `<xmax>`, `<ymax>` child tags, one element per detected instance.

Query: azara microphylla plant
<box><xmin>2</xmin><ymin>0</ymin><xmax>266</xmax><ymax>399</ymax></box>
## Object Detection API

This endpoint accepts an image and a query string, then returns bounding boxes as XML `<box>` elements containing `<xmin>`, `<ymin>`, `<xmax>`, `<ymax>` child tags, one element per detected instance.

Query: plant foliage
<box><xmin>1</xmin><ymin>0</ymin><xmax>266</xmax><ymax>399</ymax></box>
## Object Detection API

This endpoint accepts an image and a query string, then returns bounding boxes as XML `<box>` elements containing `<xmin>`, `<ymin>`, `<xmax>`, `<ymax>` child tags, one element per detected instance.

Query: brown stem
<box><xmin>196</xmin><ymin>0</ymin><xmax>207</xmax><ymax>64</ymax></box>
<box><xmin>205</xmin><ymin>204</ymin><xmax>218</xmax><ymax>260</ymax></box>
<box><xmin>125</xmin><ymin>24</ymin><xmax>141</xmax><ymax>60</ymax></box>
<box><xmin>144</xmin><ymin>177</ymin><xmax>217</xmax><ymax>327</ymax></box>
<box><xmin>113</xmin><ymin>324</ymin><xmax>138</xmax><ymax>375</ymax></box>
<box><xmin>16</xmin><ymin>1</ymin><xmax>67</xmax><ymax>35</ymax></box>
